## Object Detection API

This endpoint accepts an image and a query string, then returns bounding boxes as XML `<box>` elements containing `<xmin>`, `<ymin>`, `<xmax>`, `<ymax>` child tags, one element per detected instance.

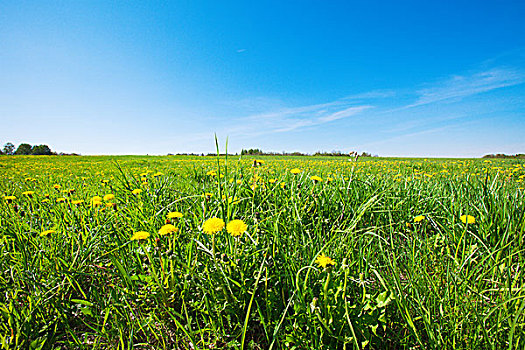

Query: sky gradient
<box><xmin>1</xmin><ymin>0</ymin><xmax>524</xmax><ymax>157</ymax></box>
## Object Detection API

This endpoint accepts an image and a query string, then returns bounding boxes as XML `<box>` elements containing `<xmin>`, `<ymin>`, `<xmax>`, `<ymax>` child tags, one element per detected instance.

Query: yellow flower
<box><xmin>40</xmin><ymin>229</ymin><xmax>55</xmax><ymax>237</ymax></box>
<box><xmin>414</xmin><ymin>215</ymin><xmax>425</xmax><ymax>222</ymax></box>
<box><xmin>53</xmin><ymin>184</ymin><xmax>61</xmax><ymax>190</ymax></box>
<box><xmin>203</xmin><ymin>217</ymin><xmax>225</xmax><ymax>234</ymax></box>
<box><xmin>310</xmin><ymin>175</ymin><xmax>323</xmax><ymax>182</ymax></box>
<box><xmin>103</xmin><ymin>194</ymin><xmax>115</xmax><ymax>201</ymax></box>
<box><xmin>41</xmin><ymin>199</ymin><xmax>50</xmax><ymax>203</ymax></box>
<box><xmin>167</xmin><ymin>211</ymin><xmax>183</xmax><ymax>219</ymax></box>
<box><xmin>227</xmin><ymin>219</ymin><xmax>247</xmax><ymax>237</ymax></box>
<box><xmin>269</xmin><ymin>179</ymin><xmax>276</xmax><ymax>183</ymax></box>
<box><xmin>203</xmin><ymin>192</ymin><xmax>213</xmax><ymax>199</ymax></box>
<box><xmin>158</xmin><ymin>224</ymin><xmax>179</xmax><ymax>236</ymax></box>
<box><xmin>460</xmin><ymin>215</ymin><xmax>476</xmax><ymax>224</ymax></box>
<box><xmin>206</xmin><ymin>170</ymin><xmax>217</xmax><ymax>176</ymax></box>
<box><xmin>132</xmin><ymin>189</ymin><xmax>142</xmax><ymax>195</ymax></box>
<box><xmin>4</xmin><ymin>195</ymin><xmax>16</xmax><ymax>202</ymax></box>
<box><xmin>72</xmin><ymin>200</ymin><xmax>84</xmax><ymax>205</ymax></box>
<box><xmin>153</xmin><ymin>172</ymin><xmax>164</xmax><ymax>177</ymax></box>
<box><xmin>56</xmin><ymin>198</ymin><xmax>67</xmax><ymax>203</ymax></box>
<box><xmin>290</xmin><ymin>168</ymin><xmax>301</xmax><ymax>174</ymax></box>
<box><xmin>22</xmin><ymin>191</ymin><xmax>35</xmax><ymax>197</ymax></box>
<box><xmin>131</xmin><ymin>231</ymin><xmax>150</xmax><ymax>240</ymax></box>
<box><xmin>315</xmin><ymin>254</ymin><xmax>336</xmax><ymax>268</ymax></box>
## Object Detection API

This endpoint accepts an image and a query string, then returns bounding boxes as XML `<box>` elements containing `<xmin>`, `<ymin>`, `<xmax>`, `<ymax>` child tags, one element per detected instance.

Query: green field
<box><xmin>1</xmin><ymin>155</ymin><xmax>524</xmax><ymax>349</ymax></box>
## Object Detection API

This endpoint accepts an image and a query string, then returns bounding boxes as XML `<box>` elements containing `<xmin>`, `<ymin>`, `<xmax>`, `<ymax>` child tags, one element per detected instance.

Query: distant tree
<box><xmin>3</xmin><ymin>142</ymin><xmax>15</xmax><ymax>155</ymax></box>
<box><xmin>31</xmin><ymin>144</ymin><xmax>52</xmax><ymax>155</ymax></box>
<box><xmin>14</xmin><ymin>143</ymin><xmax>32</xmax><ymax>155</ymax></box>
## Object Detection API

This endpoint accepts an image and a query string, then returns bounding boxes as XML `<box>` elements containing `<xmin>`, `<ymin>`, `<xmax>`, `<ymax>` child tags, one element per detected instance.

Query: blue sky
<box><xmin>1</xmin><ymin>0</ymin><xmax>524</xmax><ymax>157</ymax></box>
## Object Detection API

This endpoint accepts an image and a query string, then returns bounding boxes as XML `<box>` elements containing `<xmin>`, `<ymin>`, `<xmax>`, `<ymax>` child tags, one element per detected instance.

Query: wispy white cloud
<box><xmin>319</xmin><ymin>105</ymin><xmax>372</xmax><ymax>122</ymax></box>
<box><xmin>409</xmin><ymin>67</ymin><xmax>525</xmax><ymax>108</ymax></box>
<box><xmin>234</xmin><ymin>98</ymin><xmax>373</xmax><ymax>136</ymax></box>
<box><xmin>342</xmin><ymin>90</ymin><xmax>396</xmax><ymax>100</ymax></box>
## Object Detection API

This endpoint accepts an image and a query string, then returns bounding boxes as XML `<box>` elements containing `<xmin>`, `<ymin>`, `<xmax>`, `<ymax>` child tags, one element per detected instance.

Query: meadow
<box><xmin>1</xmin><ymin>153</ymin><xmax>524</xmax><ymax>349</ymax></box>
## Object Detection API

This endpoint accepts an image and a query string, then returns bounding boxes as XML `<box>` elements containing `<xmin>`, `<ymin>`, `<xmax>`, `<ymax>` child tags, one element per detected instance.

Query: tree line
<box><xmin>1</xmin><ymin>142</ymin><xmax>54</xmax><ymax>155</ymax></box>
<box><xmin>241</xmin><ymin>148</ymin><xmax>378</xmax><ymax>157</ymax></box>
<box><xmin>482</xmin><ymin>153</ymin><xmax>525</xmax><ymax>159</ymax></box>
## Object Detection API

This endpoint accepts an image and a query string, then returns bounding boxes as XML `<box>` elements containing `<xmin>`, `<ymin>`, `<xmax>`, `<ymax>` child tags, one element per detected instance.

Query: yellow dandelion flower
<box><xmin>203</xmin><ymin>217</ymin><xmax>225</xmax><ymax>234</ymax></box>
<box><xmin>158</xmin><ymin>224</ymin><xmax>179</xmax><ymax>236</ymax></box>
<box><xmin>72</xmin><ymin>200</ymin><xmax>84</xmax><ymax>205</ymax></box>
<box><xmin>167</xmin><ymin>211</ymin><xmax>183</xmax><ymax>219</ymax></box>
<box><xmin>56</xmin><ymin>198</ymin><xmax>67</xmax><ymax>203</ymax></box>
<box><xmin>315</xmin><ymin>254</ymin><xmax>336</xmax><ymax>268</ymax></box>
<box><xmin>41</xmin><ymin>199</ymin><xmax>50</xmax><ymax>203</ymax></box>
<box><xmin>131</xmin><ymin>231</ymin><xmax>150</xmax><ymax>240</ymax></box>
<box><xmin>290</xmin><ymin>168</ymin><xmax>301</xmax><ymax>174</ymax></box>
<box><xmin>4</xmin><ymin>195</ymin><xmax>16</xmax><ymax>202</ymax></box>
<box><xmin>414</xmin><ymin>215</ymin><xmax>425</xmax><ymax>222</ymax></box>
<box><xmin>227</xmin><ymin>219</ymin><xmax>247</xmax><ymax>237</ymax></box>
<box><xmin>460</xmin><ymin>215</ymin><xmax>476</xmax><ymax>224</ymax></box>
<box><xmin>103</xmin><ymin>194</ymin><xmax>115</xmax><ymax>201</ymax></box>
<box><xmin>22</xmin><ymin>191</ymin><xmax>35</xmax><ymax>197</ymax></box>
<box><xmin>40</xmin><ymin>229</ymin><xmax>55</xmax><ymax>237</ymax></box>
<box><xmin>132</xmin><ymin>189</ymin><xmax>142</xmax><ymax>195</ymax></box>
<box><xmin>310</xmin><ymin>175</ymin><xmax>323</xmax><ymax>182</ymax></box>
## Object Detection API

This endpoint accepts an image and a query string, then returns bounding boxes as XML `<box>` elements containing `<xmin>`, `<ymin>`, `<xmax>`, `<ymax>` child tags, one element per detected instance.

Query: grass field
<box><xmin>1</xmin><ymin>154</ymin><xmax>524</xmax><ymax>349</ymax></box>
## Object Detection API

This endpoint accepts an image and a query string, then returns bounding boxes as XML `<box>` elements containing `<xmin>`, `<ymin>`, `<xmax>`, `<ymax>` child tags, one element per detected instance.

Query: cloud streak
<box><xmin>409</xmin><ymin>67</ymin><xmax>525</xmax><ymax>108</ymax></box>
<box><xmin>235</xmin><ymin>98</ymin><xmax>373</xmax><ymax>136</ymax></box>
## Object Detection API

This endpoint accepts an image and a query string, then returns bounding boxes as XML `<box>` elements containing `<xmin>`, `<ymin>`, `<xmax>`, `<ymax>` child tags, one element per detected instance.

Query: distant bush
<box><xmin>482</xmin><ymin>153</ymin><xmax>525</xmax><ymax>159</ymax></box>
